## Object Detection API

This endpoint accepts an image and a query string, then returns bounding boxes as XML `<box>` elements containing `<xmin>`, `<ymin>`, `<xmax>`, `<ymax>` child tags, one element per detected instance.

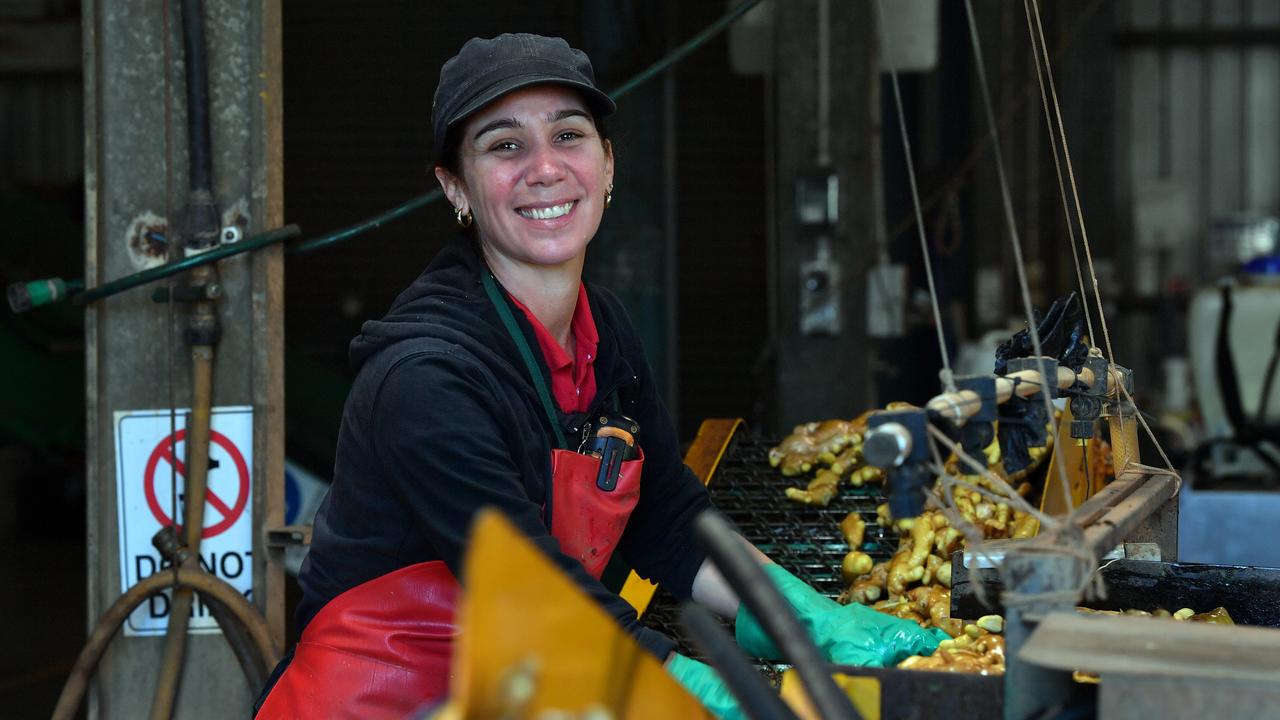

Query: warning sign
<box><xmin>114</xmin><ymin>406</ymin><xmax>253</xmax><ymax>637</ymax></box>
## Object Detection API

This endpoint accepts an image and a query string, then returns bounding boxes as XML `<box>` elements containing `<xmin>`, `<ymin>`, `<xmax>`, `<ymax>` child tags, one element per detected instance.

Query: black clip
<box><xmin>579</xmin><ymin>413</ymin><xmax>639</xmax><ymax>492</ymax></box>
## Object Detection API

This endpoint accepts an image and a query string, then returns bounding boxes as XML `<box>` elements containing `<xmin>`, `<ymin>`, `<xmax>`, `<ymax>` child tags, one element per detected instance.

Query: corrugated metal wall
<box><xmin>1116</xmin><ymin>0</ymin><xmax>1280</xmax><ymax>289</ymax></box>
<box><xmin>0</xmin><ymin>0</ymin><xmax>81</xmax><ymax>188</ymax></box>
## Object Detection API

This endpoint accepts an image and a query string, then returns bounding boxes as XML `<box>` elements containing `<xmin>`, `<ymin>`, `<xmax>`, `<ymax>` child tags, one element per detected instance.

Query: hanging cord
<box><xmin>882</xmin><ymin>0</ymin><xmax>1105</xmax><ymax>247</ymax></box>
<box><xmin>963</xmin><ymin>0</ymin><xmax>1075</xmax><ymax>516</ymax></box>
<box><xmin>1026</xmin><ymin>0</ymin><xmax>1114</xmax><ymax>368</ymax></box>
<box><xmin>1026</xmin><ymin>0</ymin><xmax>1181</xmax><ymax>482</ymax></box>
<box><xmin>926</xmin><ymin>424</ymin><xmax>1057</xmax><ymax>528</ymax></box>
<box><xmin>1112</xmin><ymin>382</ymin><xmax>1183</xmax><ymax>497</ymax></box>
<box><xmin>162</xmin><ymin>0</ymin><xmax>180</xmax><ymax>588</ymax></box>
<box><xmin>927</xmin><ymin>430</ymin><xmax>1109</xmax><ymax>607</ymax></box>
<box><xmin>1021</xmin><ymin>0</ymin><xmax>1096</xmax><ymax>347</ymax></box>
<box><xmin>877</xmin><ymin>0</ymin><xmax>956</xmax><ymax>393</ymax></box>
<box><xmin>607</xmin><ymin>0</ymin><xmax>763</xmax><ymax>101</ymax></box>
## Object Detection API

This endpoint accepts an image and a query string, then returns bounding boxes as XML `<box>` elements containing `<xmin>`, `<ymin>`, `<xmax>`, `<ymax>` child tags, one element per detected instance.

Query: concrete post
<box><xmin>771</xmin><ymin>0</ymin><xmax>880</xmax><ymax>429</ymax></box>
<box><xmin>83</xmin><ymin>1</ymin><xmax>284</xmax><ymax>716</ymax></box>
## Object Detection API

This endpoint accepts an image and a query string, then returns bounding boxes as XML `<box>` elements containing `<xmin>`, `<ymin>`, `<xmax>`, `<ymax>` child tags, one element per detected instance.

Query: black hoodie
<box><xmin>294</xmin><ymin>237</ymin><xmax>710</xmax><ymax>660</ymax></box>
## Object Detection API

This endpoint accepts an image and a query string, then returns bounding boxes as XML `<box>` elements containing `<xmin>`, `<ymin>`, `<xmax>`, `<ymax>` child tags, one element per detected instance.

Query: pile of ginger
<box><xmin>768</xmin><ymin>411</ymin><xmax>1058</xmax><ymax>675</ymax></box>
<box><xmin>838</xmin><ymin>505</ymin><xmax>1022</xmax><ymax>675</ymax></box>
<box><xmin>771</xmin><ymin>406</ymin><xmax>1053</xmax><ymax>508</ymax></box>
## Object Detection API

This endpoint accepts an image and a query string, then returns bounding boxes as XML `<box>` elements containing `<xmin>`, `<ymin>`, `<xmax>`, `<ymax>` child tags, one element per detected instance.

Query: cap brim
<box><xmin>448</xmin><ymin>75</ymin><xmax>615</xmax><ymax>134</ymax></box>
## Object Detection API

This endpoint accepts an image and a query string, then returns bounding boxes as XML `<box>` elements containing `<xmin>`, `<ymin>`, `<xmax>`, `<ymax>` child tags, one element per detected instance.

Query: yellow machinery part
<box><xmin>1040</xmin><ymin>402</ymin><xmax>1141</xmax><ymax>517</ymax></box>
<box><xmin>448</xmin><ymin>509</ymin><xmax>714</xmax><ymax>719</ymax></box>
<box><xmin>779</xmin><ymin>668</ymin><xmax>881</xmax><ymax>720</ymax></box>
<box><xmin>1106</xmin><ymin>407</ymin><xmax>1141</xmax><ymax>482</ymax></box>
<box><xmin>1040</xmin><ymin>403</ymin><xmax>1092</xmax><ymax>516</ymax></box>
<box><xmin>619</xmin><ymin>418</ymin><xmax>743</xmax><ymax>616</ymax></box>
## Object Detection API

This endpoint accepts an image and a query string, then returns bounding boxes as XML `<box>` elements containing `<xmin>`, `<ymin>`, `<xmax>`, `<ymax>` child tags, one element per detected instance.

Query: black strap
<box><xmin>481</xmin><ymin>271</ymin><xmax>569</xmax><ymax>450</ymax></box>
<box><xmin>1216</xmin><ymin>283</ymin><xmax>1249</xmax><ymax>440</ymax></box>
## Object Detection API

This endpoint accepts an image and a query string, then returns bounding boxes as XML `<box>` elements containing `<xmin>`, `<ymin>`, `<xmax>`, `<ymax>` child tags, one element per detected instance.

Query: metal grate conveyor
<box><xmin>641</xmin><ymin>428</ymin><xmax>893</xmax><ymax>656</ymax></box>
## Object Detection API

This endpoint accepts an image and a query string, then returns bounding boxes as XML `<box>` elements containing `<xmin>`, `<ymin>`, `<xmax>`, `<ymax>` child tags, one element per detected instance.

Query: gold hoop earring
<box><xmin>604</xmin><ymin>185</ymin><xmax>613</xmax><ymax>210</ymax></box>
<box><xmin>455</xmin><ymin>206</ymin><xmax>473</xmax><ymax>228</ymax></box>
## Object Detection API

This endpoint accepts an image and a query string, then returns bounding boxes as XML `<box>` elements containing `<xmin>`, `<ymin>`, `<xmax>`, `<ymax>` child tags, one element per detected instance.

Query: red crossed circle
<box><xmin>143</xmin><ymin>428</ymin><xmax>250</xmax><ymax>539</ymax></box>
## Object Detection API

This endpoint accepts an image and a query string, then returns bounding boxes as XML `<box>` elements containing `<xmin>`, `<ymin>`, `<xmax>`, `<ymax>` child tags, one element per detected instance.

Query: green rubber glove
<box><xmin>666</xmin><ymin>653</ymin><xmax>744</xmax><ymax>720</ymax></box>
<box><xmin>735</xmin><ymin>563</ymin><xmax>949</xmax><ymax>667</ymax></box>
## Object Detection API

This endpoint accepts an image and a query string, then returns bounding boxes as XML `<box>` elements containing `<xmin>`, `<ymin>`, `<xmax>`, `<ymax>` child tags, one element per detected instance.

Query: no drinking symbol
<box><xmin>143</xmin><ymin>428</ymin><xmax>250</xmax><ymax>539</ymax></box>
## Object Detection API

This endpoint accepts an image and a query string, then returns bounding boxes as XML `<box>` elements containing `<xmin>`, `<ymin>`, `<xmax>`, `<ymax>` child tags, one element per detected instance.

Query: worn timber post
<box><xmin>771</xmin><ymin>0</ymin><xmax>881</xmax><ymax>430</ymax></box>
<box><xmin>83</xmin><ymin>1</ymin><xmax>284</xmax><ymax>716</ymax></box>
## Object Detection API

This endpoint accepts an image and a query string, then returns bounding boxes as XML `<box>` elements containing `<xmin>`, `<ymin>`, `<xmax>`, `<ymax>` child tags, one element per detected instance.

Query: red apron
<box><xmin>256</xmin><ymin>448</ymin><xmax>643</xmax><ymax>719</ymax></box>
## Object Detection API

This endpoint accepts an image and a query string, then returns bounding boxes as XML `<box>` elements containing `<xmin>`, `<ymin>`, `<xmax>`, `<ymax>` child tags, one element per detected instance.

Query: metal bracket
<box><xmin>265</xmin><ymin>524</ymin><xmax>313</xmax><ymax>550</ymax></box>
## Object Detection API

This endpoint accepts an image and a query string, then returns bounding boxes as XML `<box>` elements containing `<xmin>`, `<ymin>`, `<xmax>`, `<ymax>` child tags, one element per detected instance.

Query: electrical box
<box><xmin>866</xmin><ymin>263</ymin><xmax>906</xmax><ymax>338</ymax></box>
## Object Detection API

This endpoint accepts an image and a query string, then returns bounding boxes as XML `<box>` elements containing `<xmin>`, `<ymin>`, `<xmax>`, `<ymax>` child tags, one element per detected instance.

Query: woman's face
<box><xmin>436</xmin><ymin>85</ymin><xmax>614</xmax><ymax>271</ymax></box>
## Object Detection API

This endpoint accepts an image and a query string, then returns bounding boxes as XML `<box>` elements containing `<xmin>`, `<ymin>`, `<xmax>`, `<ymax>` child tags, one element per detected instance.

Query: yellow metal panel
<box><xmin>451</xmin><ymin>509</ymin><xmax>713</xmax><ymax>719</ymax></box>
<box><xmin>619</xmin><ymin>418</ymin><xmax>743</xmax><ymax>616</ymax></box>
<box><xmin>1107</xmin><ymin>411</ymin><xmax>1141</xmax><ymax>480</ymax></box>
<box><xmin>1041</xmin><ymin>404</ymin><xmax>1092</xmax><ymax>516</ymax></box>
<box><xmin>779</xmin><ymin>669</ymin><xmax>881</xmax><ymax>720</ymax></box>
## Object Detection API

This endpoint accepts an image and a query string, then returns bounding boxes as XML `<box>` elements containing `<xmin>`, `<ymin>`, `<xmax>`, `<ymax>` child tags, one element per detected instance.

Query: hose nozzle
<box><xmin>7</xmin><ymin>277</ymin><xmax>82</xmax><ymax>313</ymax></box>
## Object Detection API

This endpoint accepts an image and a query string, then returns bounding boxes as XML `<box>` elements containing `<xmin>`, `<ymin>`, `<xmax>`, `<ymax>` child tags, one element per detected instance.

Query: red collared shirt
<box><xmin>508</xmin><ymin>283</ymin><xmax>599</xmax><ymax>413</ymax></box>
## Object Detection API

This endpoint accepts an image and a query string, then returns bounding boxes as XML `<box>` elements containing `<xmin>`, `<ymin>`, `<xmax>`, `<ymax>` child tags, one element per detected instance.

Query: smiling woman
<box><xmin>435</xmin><ymin>85</ymin><xmax>616</xmax><ymax>338</ymax></box>
<box><xmin>254</xmin><ymin>32</ymin><xmax>936</xmax><ymax>720</ymax></box>
<box><xmin>254</xmin><ymin>33</ymin><xmax>751</xmax><ymax>718</ymax></box>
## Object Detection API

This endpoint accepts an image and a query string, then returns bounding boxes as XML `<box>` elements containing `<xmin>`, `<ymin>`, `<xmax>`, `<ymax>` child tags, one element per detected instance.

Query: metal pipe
<box><xmin>179</xmin><ymin>0</ymin><xmax>219</xmax><ymax>251</ymax></box>
<box><xmin>51</xmin><ymin>567</ymin><xmax>279</xmax><ymax>720</ymax></box>
<box><xmin>694</xmin><ymin>511</ymin><xmax>861</xmax><ymax>720</ymax></box>
<box><xmin>150</xmin><ymin>263</ymin><xmax>219</xmax><ymax>720</ymax></box>
<box><xmin>1080</xmin><ymin>469</ymin><xmax>1177</xmax><ymax>559</ymax></box>
<box><xmin>148</xmin><ymin>4</ymin><xmax>223</xmax><ymax>708</ymax></box>
<box><xmin>16</xmin><ymin>0</ymin><xmax>770</xmax><ymax>313</ymax></box>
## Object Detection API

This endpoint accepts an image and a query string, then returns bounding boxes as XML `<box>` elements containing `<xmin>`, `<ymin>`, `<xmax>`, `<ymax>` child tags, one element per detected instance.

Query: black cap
<box><xmin>431</xmin><ymin>33</ymin><xmax>616</xmax><ymax>162</ymax></box>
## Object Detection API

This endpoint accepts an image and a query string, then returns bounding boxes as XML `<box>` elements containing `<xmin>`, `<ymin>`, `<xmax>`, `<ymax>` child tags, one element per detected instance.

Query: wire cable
<box><xmin>606</xmin><ymin>0</ymin><xmax>763</xmax><ymax>101</ymax></box>
<box><xmin>963</xmin><ymin>0</ymin><xmax>1075</xmax><ymax>515</ymax></box>
<box><xmin>878</xmin><ymin>0</ymin><xmax>956</xmax><ymax>393</ymax></box>
<box><xmin>1027</xmin><ymin>0</ymin><xmax>1116</xmax><ymax>369</ymax></box>
<box><xmin>1026</xmin><ymin>0</ymin><xmax>1180</xmax><ymax>479</ymax></box>
<box><xmin>1021</xmin><ymin>0</ymin><xmax>1096</xmax><ymax>347</ymax></box>
<box><xmin>13</xmin><ymin>0</ymin><xmax>767</xmax><ymax>312</ymax></box>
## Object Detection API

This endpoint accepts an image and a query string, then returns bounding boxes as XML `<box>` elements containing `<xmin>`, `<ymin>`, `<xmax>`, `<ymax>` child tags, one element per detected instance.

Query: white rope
<box><xmin>963</xmin><ymin>0</ymin><xmax>1076</xmax><ymax>516</ymax></box>
<box><xmin>878</xmin><ymin>0</ymin><xmax>956</xmax><ymax>394</ymax></box>
<box><xmin>926</xmin><ymin>424</ymin><xmax>1058</xmax><ymax>528</ymax></box>
<box><xmin>1021</xmin><ymin>0</ymin><xmax>1096</xmax><ymax>347</ymax></box>
<box><xmin>1115</xmin><ymin>382</ymin><xmax>1183</xmax><ymax>495</ymax></box>
<box><xmin>1024</xmin><ymin>0</ymin><xmax>1181</xmax><ymax>491</ymax></box>
<box><xmin>1027</xmin><ymin>0</ymin><xmax>1116</xmax><ymax>369</ymax></box>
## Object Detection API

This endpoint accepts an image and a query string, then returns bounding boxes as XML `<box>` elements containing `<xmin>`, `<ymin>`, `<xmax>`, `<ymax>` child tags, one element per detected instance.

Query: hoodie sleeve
<box><xmin>602</xmin><ymin>297</ymin><xmax>713</xmax><ymax>599</ymax></box>
<box><xmin>370</xmin><ymin>348</ymin><xmax>676</xmax><ymax>660</ymax></box>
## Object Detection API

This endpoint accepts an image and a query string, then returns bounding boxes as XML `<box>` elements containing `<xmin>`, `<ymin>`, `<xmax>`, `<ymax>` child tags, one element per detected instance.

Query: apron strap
<box><xmin>481</xmin><ymin>270</ymin><xmax>570</xmax><ymax>450</ymax></box>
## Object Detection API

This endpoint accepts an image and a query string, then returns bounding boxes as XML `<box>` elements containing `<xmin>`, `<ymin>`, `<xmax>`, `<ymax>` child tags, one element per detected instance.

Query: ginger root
<box><xmin>840</xmin><ymin>512</ymin><xmax>867</xmax><ymax>549</ymax></box>
<box><xmin>841</xmin><ymin>551</ymin><xmax>874</xmax><ymax>583</ymax></box>
<box><xmin>769</xmin><ymin>419</ymin><xmax>859</xmax><ymax>475</ymax></box>
<box><xmin>784</xmin><ymin>468</ymin><xmax>841</xmax><ymax>506</ymax></box>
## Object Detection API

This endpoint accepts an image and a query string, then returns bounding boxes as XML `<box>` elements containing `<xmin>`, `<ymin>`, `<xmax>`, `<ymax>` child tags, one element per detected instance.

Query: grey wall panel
<box><xmin>1207</xmin><ymin>48</ymin><xmax>1243</xmax><ymax>217</ymax></box>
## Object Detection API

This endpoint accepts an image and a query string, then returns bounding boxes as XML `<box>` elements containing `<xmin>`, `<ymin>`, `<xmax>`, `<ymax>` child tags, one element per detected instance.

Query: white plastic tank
<box><xmin>1188</xmin><ymin>256</ymin><xmax>1280</xmax><ymax>440</ymax></box>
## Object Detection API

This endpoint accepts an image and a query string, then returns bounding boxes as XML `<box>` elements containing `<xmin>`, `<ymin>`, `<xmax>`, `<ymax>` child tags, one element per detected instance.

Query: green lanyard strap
<box><xmin>481</xmin><ymin>270</ymin><xmax>569</xmax><ymax>450</ymax></box>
